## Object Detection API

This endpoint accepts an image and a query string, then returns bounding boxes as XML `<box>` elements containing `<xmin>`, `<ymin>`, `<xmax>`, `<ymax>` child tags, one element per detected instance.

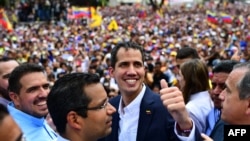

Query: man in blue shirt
<box><xmin>7</xmin><ymin>63</ymin><xmax>57</xmax><ymax>141</ymax></box>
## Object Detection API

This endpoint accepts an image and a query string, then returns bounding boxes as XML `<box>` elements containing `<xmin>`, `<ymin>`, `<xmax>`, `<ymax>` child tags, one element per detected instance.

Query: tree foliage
<box><xmin>149</xmin><ymin>0</ymin><xmax>164</xmax><ymax>11</ymax></box>
<box><xmin>68</xmin><ymin>0</ymin><xmax>98</xmax><ymax>7</ymax></box>
<box><xmin>0</xmin><ymin>0</ymin><xmax>6</xmax><ymax>7</ymax></box>
<box><xmin>68</xmin><ymin>0</ymin><xmax>109</xmax><ymax>7</ymax></box>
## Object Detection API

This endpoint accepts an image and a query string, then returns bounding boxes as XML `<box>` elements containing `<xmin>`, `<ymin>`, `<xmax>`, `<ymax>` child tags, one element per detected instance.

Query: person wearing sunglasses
<box><xmin>47</xmin><ymin>73</ymin><xmax>116</xmax><ymax>141</ymax></box>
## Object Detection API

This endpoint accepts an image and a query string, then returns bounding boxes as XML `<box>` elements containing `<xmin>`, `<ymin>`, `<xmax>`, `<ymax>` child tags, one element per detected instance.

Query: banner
<box><xmin>89</xmin><ymin>7</ymin><xmax>103</xmax><ymax>28</ymax></box>
<box><xmin>0</xmin><ymin>8</ymin><xmax>13</xmax><ymax>32</ymax></box>
<box><xmin>68</xmin><ymin>7</ymin><xmax>91</xmax><ymax>19</ymax></box>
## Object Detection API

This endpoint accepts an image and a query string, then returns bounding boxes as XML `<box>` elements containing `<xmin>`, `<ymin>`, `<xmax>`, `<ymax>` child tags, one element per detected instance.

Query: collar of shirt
<box><xmin>118</xmin><ymin>84</ymin><xmax>146</xmax><ymax>115</ymax></box>
<box><xmin>189</xmin><ymin>91</ymin><xmax>210</xmax><ymax>100</ymax></box>
<box><xmin>7</xmin><ymin>102</ymin><xmax>45</xmax><ymax>126</ymax></box>
<box><xmin>189</xmin><ymin>90</ymin><xmax>214</xmax><ymax>108</ymax></box>
<box><xmin>118</xmin><ymin>84</ymin><xmax>146</xmax><ymax>141</ymax></box>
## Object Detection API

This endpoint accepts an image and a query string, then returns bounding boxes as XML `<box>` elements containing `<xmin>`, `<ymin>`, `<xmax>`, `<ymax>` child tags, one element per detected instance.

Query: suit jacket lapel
<box><xmin>110</xmin><ymin>96</ymin><xmax>121</xmax><ymax>141</ymax></box>
<box><xmin>136</xmin><ymin>87</ymin><xmax>155</xmax><ymax>141</ymax></box>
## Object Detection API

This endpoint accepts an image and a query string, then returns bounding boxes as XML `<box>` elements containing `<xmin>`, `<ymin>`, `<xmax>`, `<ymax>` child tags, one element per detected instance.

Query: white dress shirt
<box><xmin>117</xmin><ymin>84</ymin><xmax>197</xmax><ymax>141</ymax></box>
<box><xmin>118</xmin><ymin>84</ymin><xmax>146</xmax><ymax>141</ymax></box>
<box><xmin>186</xmin><ymin>91</ymin><xmax>214</xmax><ymax>133</ymax></box>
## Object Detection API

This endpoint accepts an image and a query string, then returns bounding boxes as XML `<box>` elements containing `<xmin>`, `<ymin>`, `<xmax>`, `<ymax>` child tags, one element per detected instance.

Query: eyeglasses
<box><xmin>72</xmin><ymin>98</ymin><xmax>109</xmax><ymax>111</ymax></box>
<box><xmin>87</xmin><ymin>98</ymin><xmax>109</xmax><ymax>110</ymax></box>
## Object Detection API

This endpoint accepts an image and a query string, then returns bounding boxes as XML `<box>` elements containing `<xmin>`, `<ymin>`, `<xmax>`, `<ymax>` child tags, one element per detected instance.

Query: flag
<box><xmin>220</xmin><ymin>12</ymin><xmax>233</xmax><ymax>24</ymax></box>
<box><xmin>206</xmin><ymin>10</ymin><xmax>218</xmax><ymax>24</ymax></box>
<box><xmin>138</xmin><ymin>7</ymin><xmax>147</xmax><ymax>19</ymax></box>
<box><xmin>0</xmin><ymin>8</ymin><xmax>13</xmax><ymax>32</ymax></box>
<box><xmin>89</xmin><ymin>7</ymin><xmax>102</xmax><ymax>28</ymax></box>
<box><xmin>108</xmin><ymin>19</ymin><xmax>118</xmax><ymax>31</ymax></box>
<box><xmin>155</xmin><ymin>9</ymin><xmax>163</xmax><ymax>19</ymax></box>
<box><xmin>71</xmin><ymin>6</ymin><xmax>91</xmax><ymax>19</ymax></box>
<box><xmin>238</xmin><ymin>15</ymin><xmax>245</xmax><ymax>24</ymax></box>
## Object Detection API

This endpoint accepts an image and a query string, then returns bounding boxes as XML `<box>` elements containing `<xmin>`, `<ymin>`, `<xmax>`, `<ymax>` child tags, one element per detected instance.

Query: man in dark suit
<box><xmin>202</xmin><ymin>62</ymin><xmax>250</xmax><ymax>141</ymax></box>
<box><xmin>99</xmin><ymin>41</ymin><xmax>202</xmax><ymax>141</ymax></box>
<box><xmin>204</xmin><ymin>60</ymin><xmax>238</xmax><ymax>141</ymax></box>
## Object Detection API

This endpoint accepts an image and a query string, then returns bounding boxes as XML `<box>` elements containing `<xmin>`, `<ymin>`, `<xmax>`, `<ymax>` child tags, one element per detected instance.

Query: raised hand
<box><xmin>160</xmin><ymin>79</ymin><xmax>192</xmax><ymax>130</ymax></box>
<box><xmin>231</xmin><ymin>47</ymin><xmax>241</xmax><ymax>61</ymax></box>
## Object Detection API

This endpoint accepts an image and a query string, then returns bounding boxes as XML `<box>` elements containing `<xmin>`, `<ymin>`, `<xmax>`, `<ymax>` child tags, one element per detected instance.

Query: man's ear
<box><xmin>66</xmin><ymin>111</ymin><xmax>83</xmax><ymax>130</ymax></box>
<box><xmin>108</xmin><ymin>67</ymin><xmax>114</xmax><ymax>77</ymax></box>
<box><xmin>245</xmin><ymin>98</ymin><xmax>250</xmax><ymax>115</ymax></box>
<box><xmin>9</xmin><ymin>92</ymin><xmax>20</xmax><ymax>106</ymax></box>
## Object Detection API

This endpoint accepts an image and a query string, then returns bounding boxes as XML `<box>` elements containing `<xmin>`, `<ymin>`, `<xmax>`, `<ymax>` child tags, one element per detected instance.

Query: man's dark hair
<box><xmin>176</xmin><ymin>47</ymin><xmax>200</xmax><ymax>59</ymax></box>
<box><xmin>0</xmin><ymin>57</ymin><xmax>19</xmax><ymax>100</ymax></box>
<box><xmin>110</xmin><ymin>41</ymin><xmax>145</xmax><ymax>68</ymax></box>
<box><xmin>0</xmin><ymin>57</ymin><xmax>15</xmax><ymax>62</ymax></box>
<box><xmin>155</xmin><ymin>61</ymin><xmax>162</xmax><ymax>66</ymax></box>
<box><xmin>47</xmin><ymin>73</ymin><xmax>100</xmax><ymax>135</ymax></box>
<box><xmin>212</xmin><ymin>60</ymin><xmax>239</xmax><ymax>73</ymax></box>
<box><xmin>8</xmin><ymin>63</ymin><xmax>45</xmax><ymax>94</ymax></box>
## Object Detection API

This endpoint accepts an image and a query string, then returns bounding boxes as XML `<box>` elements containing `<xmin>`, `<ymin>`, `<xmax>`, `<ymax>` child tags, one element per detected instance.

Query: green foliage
<box><xmin>0</xmin><ymin>0</ymin><xmax>6</xmax><ymax>7</ymax></box>
<box><xmin>69</xmin><ymin>0</ymin><xmax>109</xmax><ymax>7</ymax></box>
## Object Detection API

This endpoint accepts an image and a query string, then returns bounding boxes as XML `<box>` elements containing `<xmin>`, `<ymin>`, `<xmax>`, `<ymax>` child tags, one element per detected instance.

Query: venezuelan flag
<box><xmin>72</xmin><ymin>6</ymin><xmax>91</xmax><ymax>19</ymax></box>
<box><xmin>0</xmin><ymin>8</ymin><xmax>13</xmax><ymax>32</ymax></box>
<box><xmin>206</xmin><ymin>10</ymin><xmax>218</xmax><ymax>24</ymax></box>
<box><xmin>220</xmin><ymin>12</ymin><xmax>233</xmax><ymax>24</ymax></box>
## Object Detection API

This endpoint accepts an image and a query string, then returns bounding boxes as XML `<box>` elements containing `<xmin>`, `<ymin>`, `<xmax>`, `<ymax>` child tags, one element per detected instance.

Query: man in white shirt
<box><xmin>98</xmin><ymin>41</ymin><xmax>202</xmax><ymax>141</ymax></box>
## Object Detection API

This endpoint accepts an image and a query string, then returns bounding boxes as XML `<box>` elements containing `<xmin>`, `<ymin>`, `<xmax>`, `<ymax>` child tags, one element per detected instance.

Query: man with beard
<box><xmin>0</xmin><ymin>58</ymin><xmax>19</xmax><ymax>106</ymax></box>
<box><xmin>7</xmin><ymin>63</ymin><xmax>58</xmax><ymax>141</ymax></box>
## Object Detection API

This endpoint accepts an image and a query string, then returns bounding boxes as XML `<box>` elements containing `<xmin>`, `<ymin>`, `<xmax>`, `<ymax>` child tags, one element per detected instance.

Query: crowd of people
<box><xmin>6</xmin><ymin>0</ymin><xmax>68</xmax><ymax>22</ymax></box>
<box><xmin>1</xmin><ymin>1</ymin><xmax>250</xmax><ymax>94</ymax></box>
<box><xmin>1</xmin><ymin>1</ymin><xmax>250</xmax><ymax>141</ymax></box>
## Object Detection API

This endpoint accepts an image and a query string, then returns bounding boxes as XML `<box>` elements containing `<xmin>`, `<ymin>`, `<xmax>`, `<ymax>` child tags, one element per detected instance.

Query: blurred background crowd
<box><xmin>0</xmin><ymin>0</ymin><xmax>250</xmax><ymax>97</ymax></box>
